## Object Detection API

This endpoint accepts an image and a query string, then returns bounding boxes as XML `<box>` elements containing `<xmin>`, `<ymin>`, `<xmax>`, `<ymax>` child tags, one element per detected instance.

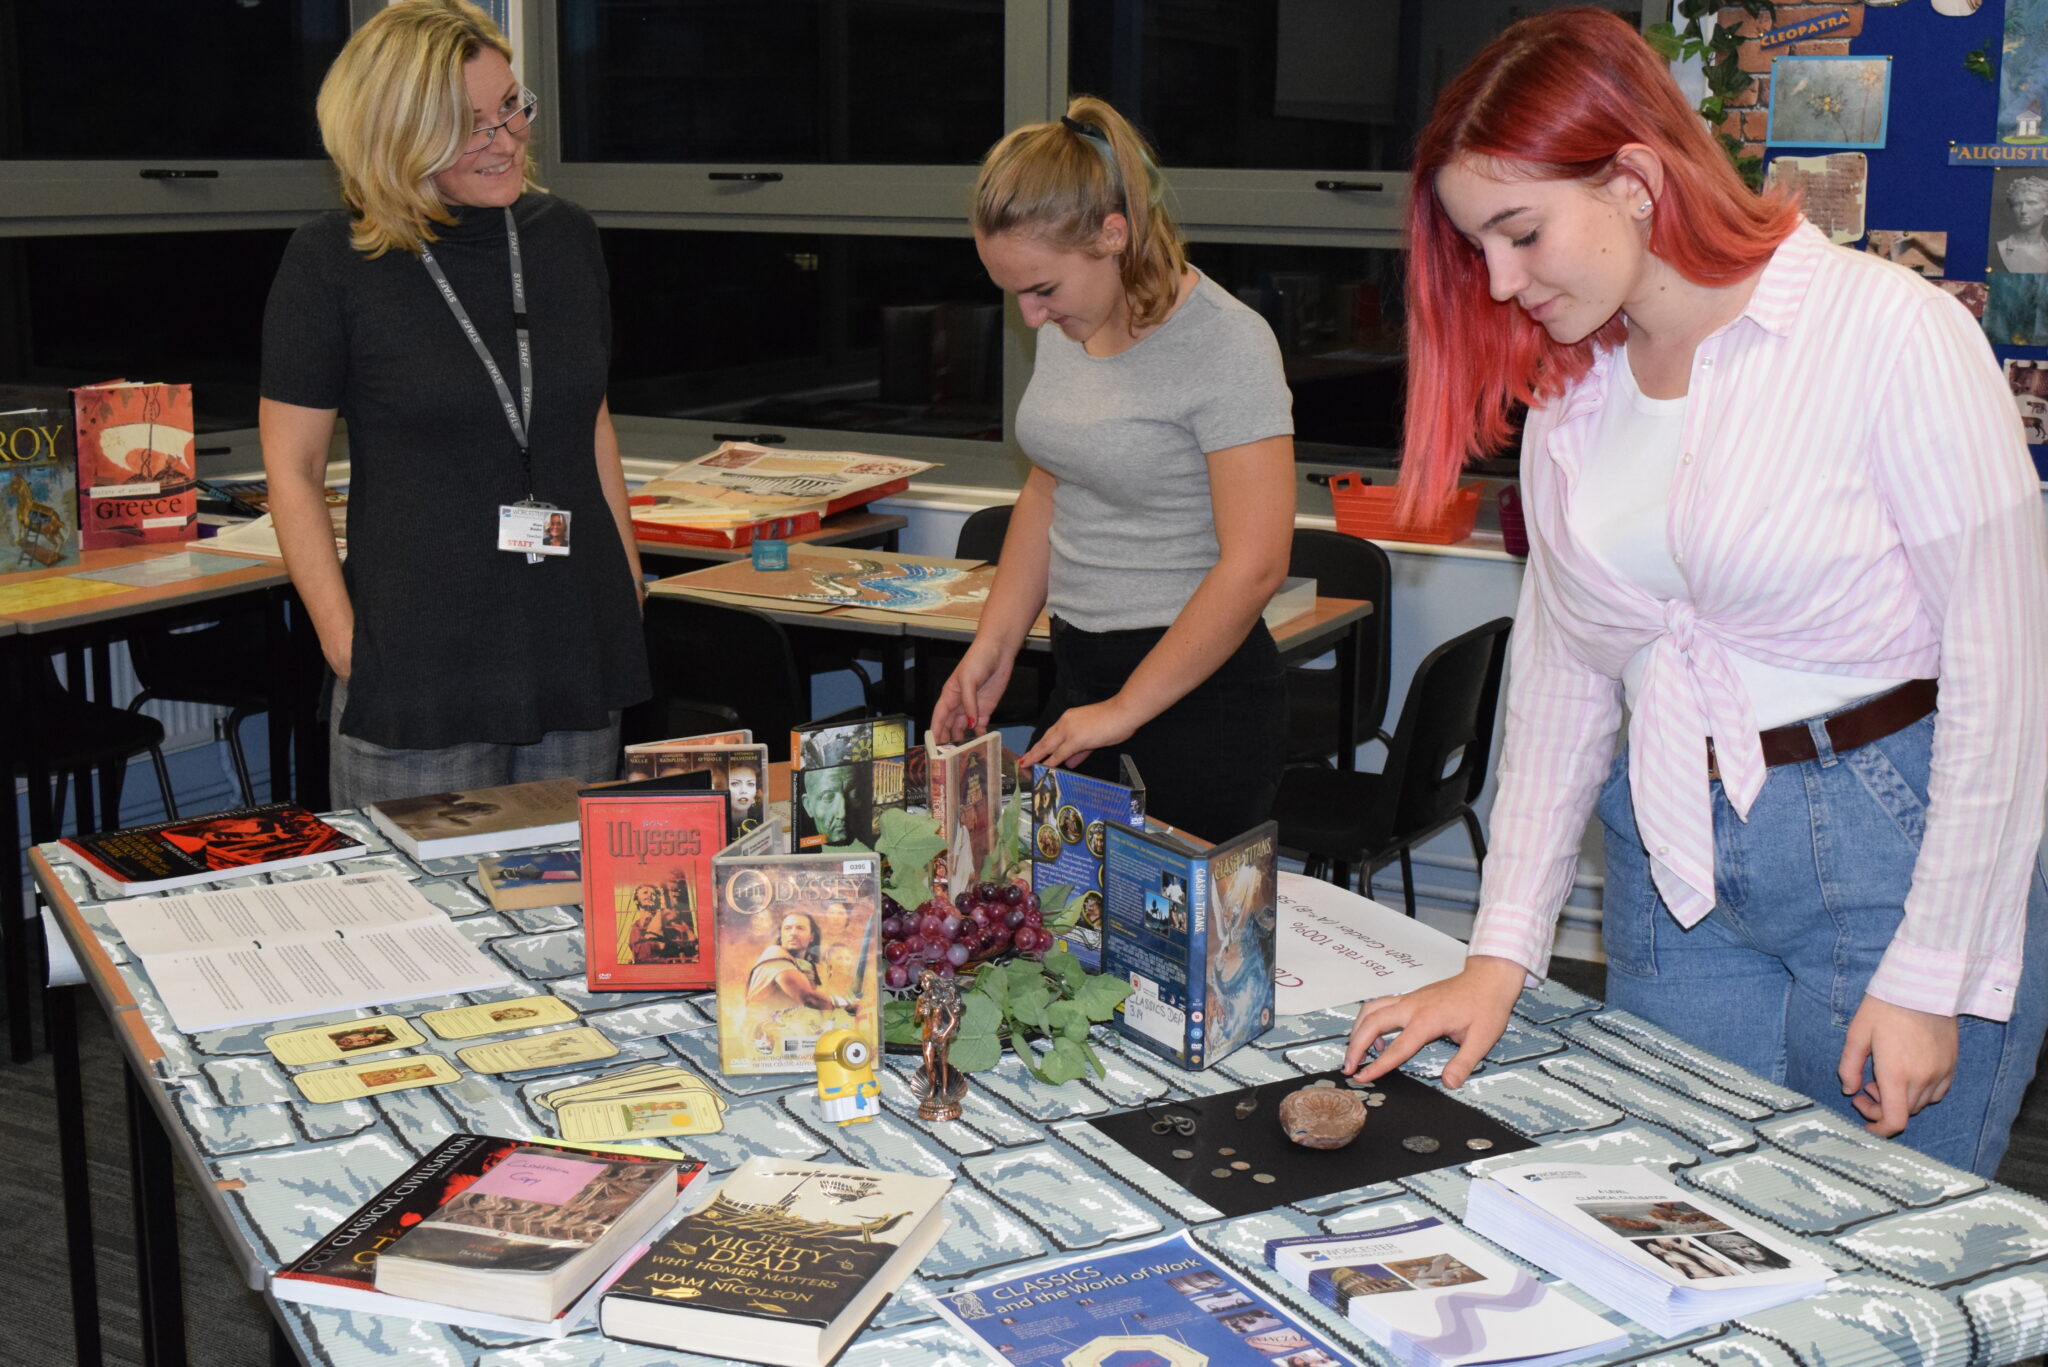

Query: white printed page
<box><xmin>108</xmin><ymin>873</ymin><xmax>438</xmax><ymax>957</ymax></box>
<box><xmin>144</xmin><ymin>920</ymin><xmax>510</xmax><ymax>1033</ymax></box>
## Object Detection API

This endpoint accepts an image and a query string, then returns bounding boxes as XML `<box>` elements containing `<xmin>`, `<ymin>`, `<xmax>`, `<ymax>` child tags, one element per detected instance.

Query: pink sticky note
<box><xmin>469</xmin><ymin>1151</ymin><xmax>605</xmax><ymax>1205</ymax></box>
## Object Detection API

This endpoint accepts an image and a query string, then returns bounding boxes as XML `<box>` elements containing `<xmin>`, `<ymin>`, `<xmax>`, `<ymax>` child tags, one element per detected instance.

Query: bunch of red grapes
<box><xmin>879</xmin><ymin>882</ymin><xmax>1051</xmax><ymax>989</ymax></box>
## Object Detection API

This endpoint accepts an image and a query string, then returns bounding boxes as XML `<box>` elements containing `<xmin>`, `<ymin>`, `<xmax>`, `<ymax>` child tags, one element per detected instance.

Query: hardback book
<box><xmin>711</xmin><ymin>848</ymin><xmax>880</xmax><ymax>1075</ymax></box>
<box><xmin>272</xmin><ymin>1132</ymin><xmax>705</xmax><ymax>1336</ymax></box>
<box><xmin>789</xmin><ymin>713</ymin><xmax>911</xmax><ymax>771</ymax></box>
<box><xmin>374</xmin><ymin>1144</ymin><xmax>683</xmax><ymax>1322</ymax></box>
<box><xmin>601</xmin><ymin>1157</ymin><xmax>949</xmax><ymax>1367</ymax></box>
<box><xmin>58</xmin><ymin>801</ymin><xmax>365</xmax><ymax>895</ymax></box>
<box><xmin>1266</xmin><ymin>1219</ymin><xmax>1628</xmax><ymax>1367</ymax></box>
<box><xmin>928</xmin><ymin>730</ymin><xmax>1000</xmax><ymax>900</ymax></box>
<box><xmin>367</xmin><ymin>776</ymin><xmax>586</xmax><ymax>860</ymax></box>
<box><xmin>1028</xmin><ymin>758</ymin><xmax>1146</xmax><ymax>970</ymax></box>
<box><xmin>623</xmin><ymin>740</ymin><xmax>769</xmax><ymax>836</ymax></box>
<box><xmin>1464</xmin><ymin>1162</ymin><xmax>1829</xmax><ymax>1337</ymax></box>
<box><xmin>580</xmin><ymin>774</ymin><xmax>729</xmax><ymax>992</ymax></box>
<box><xmin>72</xmin><ymin>379</ymin><xmax>198</xmax><ymax>549</ymax></box>
<box><xmin>1102</xmin><ymin>819</ymin><xmax>1279</xmax><ymax>1070</ymax></box>
<box><xmin>631</xmin><ymin>507</ymin><xmax>822</xmax><ymax>549</ymax></box>
<box><xmin>477</xmin><ymin>850</ymin><xmax>584</xmax><ymax>910</ymax></box>
<box><xmin>100</xmin><ymin>872</ymin><xmax>511</xmax><ymax>1032</ymax></box>
<box><xmin>0</xmin><ymin>400</ymin><xmax>81</xmax><ymax>573</ymax></box>
<box><xmin>791</xmin><ymin>755</ymin><xmax>906</xmax><ymax>851</ymax></box>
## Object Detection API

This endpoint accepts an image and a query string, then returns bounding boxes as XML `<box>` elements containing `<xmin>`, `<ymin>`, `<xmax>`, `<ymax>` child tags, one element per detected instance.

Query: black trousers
<box><xmin>1033</xmin><ymin>616</ymin><xmax>1285</xmax><ymax>844</ymax></box>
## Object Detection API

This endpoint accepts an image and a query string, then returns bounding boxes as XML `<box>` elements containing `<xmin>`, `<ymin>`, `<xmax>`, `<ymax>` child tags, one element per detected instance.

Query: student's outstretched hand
<box><xmin>931</xmin><ymin>639</ymin><xmax>1016</xmax><ymax>744</ymax></box>
<box><xmin>1018</xmin><ymin>699</ymin><xmax>1136</xmax><ymax>772</ymax></box>
<box><xmin>1341</xmin><ymin>955</ymin><xmax>1526</xmax><ymax>1090</ymax></box>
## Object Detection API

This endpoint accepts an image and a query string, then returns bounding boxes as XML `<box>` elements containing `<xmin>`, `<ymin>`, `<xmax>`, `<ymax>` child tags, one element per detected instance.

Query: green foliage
<box><xmin>1647</xmin><ymin>0</ymin><xmax>1777</xmax><ymax>191</ymax></box>
<box><xmin>1967</xmin><ymin>46</ymin><xmax>1995</xmax><ymax>84</ymax></box>
<box><xmin>982</xmin><ymin>789</ymin><xmax>1028</xmax><ymax>883</ymax></box>
<box><xmin>875</xmin><ymin>807</ymin><xmax>947</xmax><ymax>911</ymax></box>
<box><xmin>881</xmin><ymin>949</ymin><xmax>1135</xmax><ymax>1089</ymax></box>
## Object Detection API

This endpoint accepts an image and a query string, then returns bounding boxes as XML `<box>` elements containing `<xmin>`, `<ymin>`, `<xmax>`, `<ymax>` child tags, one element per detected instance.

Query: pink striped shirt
<box><xmin>1470</xmin><ymin>222</ymin><xmax>2048</xmax><ymax>1022</ymax></box>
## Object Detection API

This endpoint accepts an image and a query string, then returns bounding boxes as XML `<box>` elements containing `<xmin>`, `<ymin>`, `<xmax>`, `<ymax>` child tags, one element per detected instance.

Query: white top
<box><xmin>1570</xmin><ymin>343</ymin><xmax>1909</xmax><ymax>731</ymax></box>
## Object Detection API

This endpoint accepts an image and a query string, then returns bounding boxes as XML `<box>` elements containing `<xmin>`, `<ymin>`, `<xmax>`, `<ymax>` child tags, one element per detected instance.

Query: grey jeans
<box><xmin>328</xmin><ymin>676</ymin><xmax>621</xmax><ymax>809</ymax></box>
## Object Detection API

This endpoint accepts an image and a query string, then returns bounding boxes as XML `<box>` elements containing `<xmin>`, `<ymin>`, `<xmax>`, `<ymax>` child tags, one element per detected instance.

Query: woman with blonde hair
<box><xmin>261</xmin><ymin>0</ymin><xmax>648</xmax><ymax>806</ymax></box>
<box><xmin>1342</xmin><ymin>8</ymin><xmax>2048</xmax><ymax>1177</ymax></box>
<box><xmin>930</xmin><ymin>96</ymin><xmax>1296</xmax><ymax>841</ymax></box>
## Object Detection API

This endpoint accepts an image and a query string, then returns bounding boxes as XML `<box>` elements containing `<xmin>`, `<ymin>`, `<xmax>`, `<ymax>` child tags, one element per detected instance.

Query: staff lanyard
<box><xmin>420</xmin><ymin>207</ymin><xmax>535</xmax><ymax>499</ymax></box>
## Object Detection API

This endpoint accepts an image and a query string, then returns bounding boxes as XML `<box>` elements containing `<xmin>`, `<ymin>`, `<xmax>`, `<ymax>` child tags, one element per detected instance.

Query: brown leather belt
<box><xmin>1706</xmin><ymin>679</ymin><xmax>1937</xmax><ymax>781</ymax></box>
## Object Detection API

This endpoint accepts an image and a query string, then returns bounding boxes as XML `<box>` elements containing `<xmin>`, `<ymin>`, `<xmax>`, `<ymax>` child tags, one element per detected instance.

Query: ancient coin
<box><xmin>1230</xmin><ymin>1160</ymin><xmax>1250</xmax><ymax>1171</ymax></box>
<box><xmin>1217</xmin><ymin>1147</ymin><xmax>1237</xmax><ymax>1157</ymax></box>
<box><xmin>1365</xmin><ymin>1096</ymin><xmax>1385</xmax><ymax>1108</ymax></box>
<box><xmin>1344</xmin><ymin>1073</ymin><xmax>1372</xmax><ymax>1088</ymax></box>
<box><xmin>1253</xmin><ymin>1172</ymin><xmax>1276</xmax><ymax>1184</ymax></box>
<box><xmin>1310</xmin><ymin>1079</ymin><xmax>1337</xmax><ymax>1089</ymax></box>
<box><xmin>1171</xmin><ymin>1148</ymin><xmax>1194</xmax><ymax>1160</ymax></box>
<box><xmin>1234</xmin><ymin>1096</ymin><xmax>1259</xmax><ymax>1119</ymax></box>
<box><xmin>1466</xmin><ymin>1138</ymin><xmax>1495</xmax><ymax>1151</ymax></box>
<box><xmin>1210</xmin><ymin>1167</ymin><xmax>1232</xmax><ymax>1179</ymax></box>
<box><xmin>1402</xmin><ymin>1135</ymin><xmax>1441</xmax><ymax>1154</ymax></box>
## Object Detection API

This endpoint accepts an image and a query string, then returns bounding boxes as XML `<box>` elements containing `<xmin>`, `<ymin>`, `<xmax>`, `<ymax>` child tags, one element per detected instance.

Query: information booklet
<box><xmin>579</xmin><ymin>774</ymin><xmax>728</xmax><ymax>993</ymax></box>
<box><xmin>934</xmin><ymin>1228</ymin><xmax>1353</xmax><ymax>1367</ymax></box>
<box><xmin>273</xmin><ymin>1132</ymin><xmax>706</xmax><ymax>1337</ymax></box>
<box><xmin>711</xmin><ymin>848</ymin><xmax>880</xmax><ymax>1075</ymax></box>
<box><xmin>103</xmin><ymin>872</ymin><xmax>512</xmax><ymax>1032</ymax></box>
<box><xmin>58</xmin><ymin>802</ymin><xmax>365</xmax><ymax>895</ymax></box>
<box><xmin>0</xmin><ymin>395</ymin><xmax>80</xmax><ymax>572</ymax></box>
<box><xmin>1266</xmin><ymin>1218</ymin><xmax>1628</xmax><ymax>1367</ymax></box>
<box><xmin>602</xmin><ymin>1157</ymin><xmax>949</xmax><ymax>1367</ymax></box>
<box><xmin>367</xmin><ymin>776</ymin><xmax>585</xmax><ymax>860</ymax></box>
<box><xmin>1028</xmin><ymin>758</ymin><xmax>1145</xmax><ymax>970</ymax></box>
<box><xmin>1103</xmin><ymin>820</ymin><xmax>1279</xmax><ymax>1070</ymax></box>
<box><xmin>476</xmin><ymin>850</ymin><xmax>583</xmax><ymax>910</ymax></box>
<box><xmin>374</xmin><ymin>1145</ymin><xmax>683</xmax><ymax>1323</ymax></box>
<box><xmin>929</xmin><ymin>729</ymin><xmax>1000</xmax><ymax>899</ymax></box>
<box><xmin>1465</xmin><ymin>1162</ymin><xmax>1830</xmax><ymax>1336</ymax></box>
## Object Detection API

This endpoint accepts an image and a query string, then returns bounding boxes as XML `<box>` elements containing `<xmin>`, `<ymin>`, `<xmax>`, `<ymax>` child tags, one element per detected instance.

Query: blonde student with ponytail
<box><xmin>929</xmin><ymin>97</ymin><xmax>1297</xmax><ymax>842</ymax></box>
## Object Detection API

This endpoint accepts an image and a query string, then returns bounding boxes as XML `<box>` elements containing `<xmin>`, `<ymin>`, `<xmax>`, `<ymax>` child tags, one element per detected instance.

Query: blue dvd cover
<box><xmin>1028</xmin><ymin>758</ymin><xmax>1145</xmax><ymax>969</ymax></box>
<box><xmin>1103</xmin><ymin>819</ymin><xmax>1278</xmax><ymax>1070</ymax></box>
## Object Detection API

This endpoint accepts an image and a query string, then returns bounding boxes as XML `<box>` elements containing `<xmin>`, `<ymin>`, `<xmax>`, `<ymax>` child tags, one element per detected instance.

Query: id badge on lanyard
<box><xmin>421</xmin><ymin>208</ymin><xmax>567</xmax><ymax>563</ymax></box>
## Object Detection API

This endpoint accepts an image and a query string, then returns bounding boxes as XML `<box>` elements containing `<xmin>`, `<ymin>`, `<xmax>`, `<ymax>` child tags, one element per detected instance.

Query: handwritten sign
<box><xmin>1272</xmin><ymin>871</ymin><xmax>1466</xmax><ymax>1015</ymax></box>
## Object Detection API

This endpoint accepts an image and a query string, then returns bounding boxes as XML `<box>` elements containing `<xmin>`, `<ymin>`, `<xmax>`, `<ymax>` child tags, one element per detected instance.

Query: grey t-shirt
<box><xmin>1015</xmin><ymin>272</ymin><xmax>1293</xmax><ymax>632</ymax></box>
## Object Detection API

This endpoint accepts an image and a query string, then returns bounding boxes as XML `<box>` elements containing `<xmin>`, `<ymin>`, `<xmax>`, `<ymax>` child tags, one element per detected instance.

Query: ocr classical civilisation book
<box><xmin>58</xmin><ymin>801</ymin><xmax>364</xmax><ymax>894</ymax></box>
<box><xmin>600</xmin><ymin>1157</ymin><xmax>949</xmax><ymax>1367</ymax></box>
<box><xmin>272</xmin><ymin>1132</ymin><xmax>706</xmax><ymax>1337</ymax></box>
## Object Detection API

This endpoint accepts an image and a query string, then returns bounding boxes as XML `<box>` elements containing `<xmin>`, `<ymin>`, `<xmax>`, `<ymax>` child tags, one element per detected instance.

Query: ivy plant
<box><xmin>883</xmin><ymin>949</ymin><xmax>1134</xmax><ymax>1085</ymax></box>
<box><xmin>1647</xmin><ymin>0</ymin><xmax>1779</xmax><ymax>190</ymax></box>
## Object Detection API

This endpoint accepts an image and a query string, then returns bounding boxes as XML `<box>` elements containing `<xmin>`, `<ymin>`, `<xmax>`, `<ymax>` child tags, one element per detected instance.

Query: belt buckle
<box><xmin>1705</xmin><ymin>739</ymin><xmax>1720</xmax><ymax>783</ymax></box>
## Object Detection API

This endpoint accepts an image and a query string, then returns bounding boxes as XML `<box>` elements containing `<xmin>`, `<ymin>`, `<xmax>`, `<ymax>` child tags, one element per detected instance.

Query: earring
<box><xmin>1639</xmin><ymin>199</ymin><xmax>1654</xmax><ymax>216</ymax></box>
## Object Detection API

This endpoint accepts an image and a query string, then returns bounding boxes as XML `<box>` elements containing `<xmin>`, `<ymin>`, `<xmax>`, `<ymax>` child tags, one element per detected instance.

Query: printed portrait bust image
<box><xmin>802</xmin><ymin>765</ymin><xmax>855</xmax><ymax>844</ymax></box>
<box><xmin>1999</xmin><ymin>175</ymin><xmax>2048</xmax><ymax>273</ymax></box>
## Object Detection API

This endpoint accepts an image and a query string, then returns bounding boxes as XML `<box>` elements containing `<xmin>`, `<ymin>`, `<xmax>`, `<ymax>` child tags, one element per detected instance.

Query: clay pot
<box><xmin>1278</xmin><ymin>1086</ymin><xmax>1366</xmax><ymax>1150</ymax></box>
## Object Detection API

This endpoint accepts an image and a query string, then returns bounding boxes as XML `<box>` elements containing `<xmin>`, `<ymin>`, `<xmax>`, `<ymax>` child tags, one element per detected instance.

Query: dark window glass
<box><xmin>558</xmin><ymin>1</ymin><xmax>1004</xmax><ymax>163</ymax></box>
<box><xmin>1187</xmin><ymin>241</ymin><xmax>1408</xmax><ymax>464</ymax></box>
<box><xmin>603</xmin><ymin>229</ymin><xmax>1002</xmax><ymax>442</ymax></box>
<box><xmin>1068</xmin><ymin>1</ymin><xmax>1640</xmax><ymax>172</ymax></box>
<box><xmin>0</xmin><ymin>231</ymin><xmax>294</xmax><ymax>433</ymax></box>
<box><xmin>0</xmin><ymin>2</ymin><xmax>349</xmax><ymax>160</ymax></box>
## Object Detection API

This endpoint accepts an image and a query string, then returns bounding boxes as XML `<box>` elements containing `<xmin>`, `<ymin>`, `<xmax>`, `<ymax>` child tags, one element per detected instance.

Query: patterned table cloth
<box><xmin>38</xmin><ymin>813</ymin><xmax>2048</xmax><ymax>1367</ymax></box>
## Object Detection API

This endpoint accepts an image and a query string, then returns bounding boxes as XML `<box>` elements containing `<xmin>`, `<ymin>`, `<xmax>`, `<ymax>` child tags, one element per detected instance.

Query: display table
<box><xmin>33</xmin><ymin>825</ymin><xmax>2048</xmax><ymax>1367</ymax></box>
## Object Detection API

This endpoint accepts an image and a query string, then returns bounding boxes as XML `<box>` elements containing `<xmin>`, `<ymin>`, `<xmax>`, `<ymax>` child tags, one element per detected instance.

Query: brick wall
<box><xmin>1716</xmin><ymin>2</ymin><xmax>1869</xmax><ymax>157</ymax></box>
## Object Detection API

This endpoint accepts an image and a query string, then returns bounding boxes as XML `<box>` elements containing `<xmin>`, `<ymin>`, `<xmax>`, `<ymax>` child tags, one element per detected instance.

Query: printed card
<box><xmin>555</xmin><ymin>1091</ymin><xmax>727</xmax><ymax>1142</ymax></box>
<box><xmin>454</xmin><ymin>1025</ymin><xmax>619</xmax><ymax>1074</ymax></box>
<box><xmin>291</xmin><ymin>1054</ymin><xmax>462</xmax><ymax>1103</ymax></box>
<box><xmin>421</xmin><ymin>995</ymin><xmax>580</xmax><ymax>1040</ymax></box>
<box><xmin>538</xmin><ymin>1070</ymin><xmax>729</xmax><ymax>1114</ymax></box>
<box><xmin>263</xmin><ymin>1015</ymin><xmax>426</xmax><ymax>1066</ymax></box>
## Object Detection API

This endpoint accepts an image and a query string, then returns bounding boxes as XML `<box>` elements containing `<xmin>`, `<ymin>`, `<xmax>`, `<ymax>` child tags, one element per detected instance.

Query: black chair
<box><xmin>17</xmin><ymin>651</ymin><xmax>179</xmax><ymax>839</ymax></box>
<box><xmin>628</xmin><ymin>596</ymin><xmax>867</xmax><ymax>763</ymax></box>
<box><xmin>955</xmin><ymin>503</ymin><xmax>1014</xmax><ymax>563</ymax></box>
<box><xmin>125</xmin><ymin>606</ymin><xmax>277</xmax><ymax>808</ymax></box>
<box><xmin>1271</xmin><ymin>616</ymin><xmax>1513</xmax><ymax>917</ymax></box>
<box><xmin>917</xmin><ymin>503</ymin><xmax>1050</xmax><ymax>729</ymax></box>
<box><xmin>1286</xmin><ymin>528</ymin><xmax>1393</xmax><ymax>765</ymax></box>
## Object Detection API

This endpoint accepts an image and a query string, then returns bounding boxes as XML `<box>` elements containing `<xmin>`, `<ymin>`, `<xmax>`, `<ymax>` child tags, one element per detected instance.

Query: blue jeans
<box><xmin>328</xmin><ymin>676</ymin><xmax>621</xmax><ymax>810</ymax></box>
<box><xmin>1598</xmin><ymin>709</ymin><xmax>2048</xmax><ymax>1177</ymax></box>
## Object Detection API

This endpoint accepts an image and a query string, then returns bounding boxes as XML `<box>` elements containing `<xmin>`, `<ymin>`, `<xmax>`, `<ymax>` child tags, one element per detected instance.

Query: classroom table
<box><xmin>2</xmin><ymin>544</ymin><xmax>299</xmax><ymax>1063</ymax></box>
<box><xmin>35</xmin><ymin>825</ymin><xmax>2048</xmax><ymax>1367</ymax></box>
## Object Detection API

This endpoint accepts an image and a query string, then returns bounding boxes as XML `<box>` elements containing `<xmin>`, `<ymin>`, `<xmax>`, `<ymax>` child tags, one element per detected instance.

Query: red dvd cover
<box><xmin>580</xmin><ymin>778</ymin><xmax>729</xmax><ymax>992</ymax></box>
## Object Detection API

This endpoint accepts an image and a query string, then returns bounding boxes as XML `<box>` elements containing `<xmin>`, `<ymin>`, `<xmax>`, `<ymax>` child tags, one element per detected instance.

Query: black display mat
<box><xmin>1086</xmin><ymin>1070</ymin><xmax>1536</xmax><ymax>1219</ymax></box>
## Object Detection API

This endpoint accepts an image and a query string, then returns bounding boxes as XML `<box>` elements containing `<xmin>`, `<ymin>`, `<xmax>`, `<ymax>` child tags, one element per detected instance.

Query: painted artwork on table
<box><xmin>1766</xmin><ymin>55</ymin><xmax>1892</xmax><ymax>149</ymax></box>
<box><xmin>679</xmin><ymin>548</ymin><xmax>998</xmax><ymax>620</ymax></box>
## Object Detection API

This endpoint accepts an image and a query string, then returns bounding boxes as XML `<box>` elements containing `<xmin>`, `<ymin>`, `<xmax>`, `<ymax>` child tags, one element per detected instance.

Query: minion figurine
<box><xmin>814</xmin><ymin>1028</ymin><xmax>881</xmax><ymax>1125</ymax></box>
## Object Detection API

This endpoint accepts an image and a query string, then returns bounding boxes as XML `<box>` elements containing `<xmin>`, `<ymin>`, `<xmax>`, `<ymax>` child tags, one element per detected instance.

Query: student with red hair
<box><xmin>1343</xmin><ymin>8</ymin><xmax>2048</xmax><ymax>1176</ymax></box>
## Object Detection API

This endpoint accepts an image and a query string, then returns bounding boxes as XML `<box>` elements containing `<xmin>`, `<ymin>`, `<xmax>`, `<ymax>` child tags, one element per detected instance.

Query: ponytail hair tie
<box><xmin>1060</xmin><ymin>114</ymin><xmax>1107</xmax><ymax>142</ymax></box>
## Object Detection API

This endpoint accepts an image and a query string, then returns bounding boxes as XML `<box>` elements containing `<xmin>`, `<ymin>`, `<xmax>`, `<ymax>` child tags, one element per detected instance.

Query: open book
<box><xmin>105</xmin><ymin>871</ymin><xmax>512</xmax><ymax>1032</ymax></box>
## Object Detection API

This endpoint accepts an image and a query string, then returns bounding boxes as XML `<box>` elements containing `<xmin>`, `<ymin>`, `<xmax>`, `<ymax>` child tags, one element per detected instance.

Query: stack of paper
<box><xmin>1465</xmin><ymin>1162</ymin><xmax>1830</xmax><ymax>1336</ymax></box>
<box><xmin>1267</xmin><ymin>1217</ymin><xmax>1626</xmax><ymax>1367</ymax></box>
